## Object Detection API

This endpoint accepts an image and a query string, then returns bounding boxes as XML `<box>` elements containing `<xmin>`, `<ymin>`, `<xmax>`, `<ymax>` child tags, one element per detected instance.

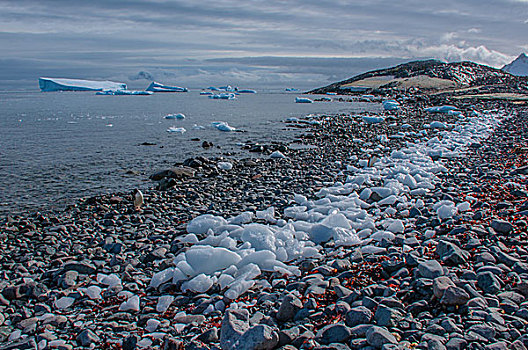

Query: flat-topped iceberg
<box><xmin>146</xmin><ymin>82</ymin><xmax>188</xmax><ymax>92</ymax></box>
<box><xmin>39</xmin><ymin>77</ymin><xmax>127</xmax><ymax>92</ymax></box>
<box><xmin>295</xmin><ymin>97</ymin><xmax>313</xmax><ymax>103</ymax></box>
<box><xmin>209</xmin><ymin>93</ymin><xmax>236</xmax><ymax>100</ymax></box>
<box><xmin>96</xmin><ymin>90</ymin><xmax>152</xmax><ymax>96</ymax></box>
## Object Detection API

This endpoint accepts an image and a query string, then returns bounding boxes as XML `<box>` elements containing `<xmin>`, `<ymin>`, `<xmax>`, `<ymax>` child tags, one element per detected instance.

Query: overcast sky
<box><xmin>1</xmin><ymin>0</ymin><xmax>527</xmax><ymax>90</ymax></box>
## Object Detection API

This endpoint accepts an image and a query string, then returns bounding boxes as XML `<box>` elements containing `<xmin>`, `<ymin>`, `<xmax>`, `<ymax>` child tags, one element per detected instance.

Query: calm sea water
<box><xmin>0</xmin><ymin>91</ymin><xmax>378</xmax><ymax>215</ymax></box>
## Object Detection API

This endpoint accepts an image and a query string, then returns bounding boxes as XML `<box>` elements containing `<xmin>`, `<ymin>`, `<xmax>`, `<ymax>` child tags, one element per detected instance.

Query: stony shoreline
<box><xmin>1</xmin><ymin>95</ymin><xmax>528</xmax><ymax>350</ymax></box>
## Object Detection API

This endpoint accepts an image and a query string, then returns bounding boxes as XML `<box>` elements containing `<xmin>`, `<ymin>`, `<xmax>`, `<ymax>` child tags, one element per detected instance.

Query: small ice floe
<box><xmin>96</xmin><ymin>90</ymin><xmax>152</xmax><ymax>95</ymax></box>
<box><xmin>326</xmin><ymin>92</ymin><xmax>337</xmax><ymax>95</ymax></box>
<box><xmin>286</xmin><ymin>117</ymin><xmax>299</xmax><ymax>122</ymax></box>
<box><xmin>362</xmin><ymin>115</ymin><xmax>385</xmax><ymax>124</ymax></box>
<box><xmin>165</xmin><ymin>113</ymin><xmax>185</xmax><ymax>120</ymax></box>
<box><xmin>218</xmin><ymin>162</ymin><xmax>233</xmax><ymax>170</ymax></box>
<box><xmin>237</xmin><ymin>89</ymin><xmax>257</xmax><ymax>93</ymax></box>
<box><xmin>211</xmin><ymin>121</ymin><xmax>236</xmax><ymax>132</ymax></box>
<box><xmin>285</xmin><ymin>88</ymin><xmax>299</xmax><ymax>91</ymax></box>
<box><xmin>192</xmin><ymin>124</ymin><xmax>205</xmax><ymax>130</ymax></box>
<box><xmin>200</xmin><ymin>91</ymin><xmax>213</xmax><ymax>95</ymax></box>
<box><xmin>295</xmin><ymin>97</ymin><xmax>313</xmax><ymax>103</ymax></box>
<box><xmin>209</xmin><ymin>93</ymin><xmax>236</xmax><ymax>100</ymax></box>
<box><xmin>166</xmin><ymin>126</ymin><xmax>186</xmax><ymax>133</ymax></box>
<box><xmin>321</xmin><ymin>97</ymin><xmax>332</xmax><ymax>101</ymax></box>
<box><xmin>382</xmin><ymin>100</ymin><xmax>400</xmax><ymax>111</ymax></box>
<box><xmin>146</xmin><ymin>82</ymin><xmax>188</xmax><ymax>92</ymax></box>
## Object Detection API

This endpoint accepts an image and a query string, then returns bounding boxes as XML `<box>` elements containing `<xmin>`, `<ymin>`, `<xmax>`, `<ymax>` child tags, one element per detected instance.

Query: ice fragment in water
<box><xmin>165</xmin><ymin>113</ymin><xmax>185</xmax><ymax>120</ymax></box>
<box><xmin>211</xmin><ymin>121</ymin><xmax>236</xmax><ymax>131</ymax></box>
<box><xmin>166</xmin><ymin>126</ymin><xmax>186</xmax><ymax>133</ymax></box>
<box><xmin>295</xmin><ymin>97</ymin><xmax>313</xmax><ymax>103</ymax></box>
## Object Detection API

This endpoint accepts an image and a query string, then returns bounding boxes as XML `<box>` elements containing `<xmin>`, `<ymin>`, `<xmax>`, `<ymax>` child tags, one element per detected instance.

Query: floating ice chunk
<box><xmin>39</xmin><ymin>77</ymin><xmax>126</xmax><ymax>92</ymax></box>
<box><xmin>165</xmin><ymin>113</ymin><xmax>185</xmax><ymax>120</ymax></box>
<box><xmin>119</xmin><ymin>295</ymin><xmax>140</xmax><ymax>312</ymax></box>
<box><xmin>211</xmin><ymin>121</ymin><xmax>236</xmax><ymax>132</ymax></box>
<box><xmin>146</xmin><ymin>82</ymin><xmax>188</xmax><ymax>92</ymax></box>
<box><xmin>185</xmin><ymin>246</ymin><xmax>241</xmax><ymax>275</ymax></box>
<box><xmin>209</xmin><ymin>93</ymin><xmax>236</xmax><ymax>100</ymax></box>
<box><xmin>200</xmin><ymin>91</ymin><xmax>213</xmax><ymax>95</ymax></box>
<box><xmin>150</xmin><ymin>268</ymin><xmax>174</xmax><ymax>288</ymax></box>
<box><xmin>192</xmin><ymin>124</ymin><xmax>205</xmax><ymax>130</ymax></box>
<box><xmin>238</xmin><ymin>89</ymin><xmax>257</xmax><ymax>93</ymax></box>
<box><xmin>362</xmin><ymin>115</ymin><xmax>385</xmax><ymax>124</ymax></box>
<box><xmin>85</xmin><ymin>286</ymin><xmax>102</xmax><ymax>299</ymax></box>
<box><xmin>218</xmin><ymin>162</ymin><xmax>233</xmax><ymax>170</ymax></box>
<box><xmin>166</xmin><ymin>126</ymin><xmax>186</xmax><ymax>133</ymax></box>
<box><xmin>295</xmin><ymin>97</ymin><xmax>313</xmax><ymax>103</ymax></box>
<box><xmin>270</xmin><ymin>151</ymin><xmax>286</xmax><ymax>159</ymax></box>
<box><xmin>55</xmin><ymin>296</ymin><xmax>75</xmax><ymax>310</ymax></box>
<box><xmin>96</xmin><ymin>90</ymin><xmax>152</xmax><ymax>95</ymax></box>
<box><xmin>285</xmin><ymin>88</ymin><xmax>299</xmax><ymax>91</ymax></box>
<box><xmin>156</xmin><ymin>295</ymin><xmax>174</xmax><ymax>313</ymax></box>
<box><xmin>187</xmin><ymin>214</ymin><xmax>228</xmax><ymax>234</ymax></box>
<box><xmin>229</xmin><ymin>212</ymin><xmax>254</xmax><ymax>225</ymax></box>
<box><xmin>181</xmin><ymin>274</ymin><xmax>214</xmax><ymax>293</ymax></box>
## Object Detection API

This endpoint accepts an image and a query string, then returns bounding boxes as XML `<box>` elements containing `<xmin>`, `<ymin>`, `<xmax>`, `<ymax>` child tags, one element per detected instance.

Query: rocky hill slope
<box><xmin>309</xmin><ymin>59</ymin><xmax>528</xmax><ymax>95</ymax></box>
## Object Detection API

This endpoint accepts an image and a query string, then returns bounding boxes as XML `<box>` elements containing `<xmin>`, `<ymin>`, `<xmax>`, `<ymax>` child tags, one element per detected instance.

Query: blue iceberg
<box><xmin>39</xmin><ymin>77</ymin><xmax>127</xmax><ymax>92</ymax></box>
<box><xmin>96</xmin><ymin>90</ymin><xmax>152</xmax><ymax>96</ymax></box>
<box><xmin>209</xmin><ymin>93</ymin><xmax>236</xmax><ymax>100</ymax></box>
<box><xmin>146</xmin><ymin>82</ymin><xmax>188</xmax><ymax>92</ymax></box>
<box><xmin>295</xmin><ymin>97</ymin><xmax>313</xmax><ymax>103</ymax></box>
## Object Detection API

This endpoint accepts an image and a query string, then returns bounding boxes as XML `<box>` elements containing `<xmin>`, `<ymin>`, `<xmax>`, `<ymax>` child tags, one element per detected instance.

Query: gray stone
<box><xmin>374</xmin><ymin>305</ymin><xmax>404</xmax><ymax>327</ymax></box>
<box><xmin>76</xmin><ymin>329</ymin><xmax>100</xmax><ymax>347</ymax></box>
<box><xmin>220</xmin><ymin>309</ymin><xmax>250</xmax><ymax>350</ymax></box>
<box><xmin>436</xmin><ymin>241</ymin><xmax>468</xmax><ymax>265</ymax></box>
<box><xmin>418</xmin><ymin>260</ymin><xmax>444</xmax><ymax>279</ymax></box>
<box><xmin>63</xmin><ymin>261</ymin><xmax>96</xmax><ymax>275</ymax></box>
<box><xmin>440</xmin><ymin>286</ymin><xmax>470</xmax><ymax>306</ymax></box>
<box><xmin>491</xmin><ymin>219</ymin><xmax>513</xmax><ymax>234</ymax></box>
<box><xmin>233</xmin><ymin>325</ymin><xmax>279</xmax><ymax>350</ymax></box>
<box><xmin>433</xmin><ymin>276</ymin><xmax>455</xmax><ymax>298</ymax></box>
<box><xmin>467</xmin><ymin>323</ymin><xmax>496</xmax><ymax>341</ymax></box>
<box><xmin>485</xmin><ymin>341</ymin><xmax>509</xmax><ymax>350</ymax></box>
<box><xmin>316</xmin><ymin>323</ymin><xmax>352</xmax><ymax>344</ymax></box>
<box><xmin>366</xmin><ymin>326</ymin><xmax>397</xmax><ymax>348</ymax></box>
<box><xmin>197</xmin><ymin>327</ymin><xmax>219</xmax><ymax>343</ymax></box>
<box><xmin>345</xmin><ymin>306</ymin><xmax>372</xmax><ymax>327</ymax></box>
<box><xmin>477</xmin><ymin>271</ymin><xmax>501</xmax><ymax>294</ymax></box>
<box><xmin>446</xmin><ymin>337</ymin><xmax>467</xmax><ymax>350</ymax></box>
<box><xmin>276</xmin><ymin>294</ymin><xmax>303</xmax><ymax>322</ymax></box>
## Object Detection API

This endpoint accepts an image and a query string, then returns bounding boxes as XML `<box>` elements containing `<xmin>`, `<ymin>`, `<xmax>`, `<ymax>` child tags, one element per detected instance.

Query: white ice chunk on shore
<box><xmin>270</xmin><ymin>151</ymin><xmax>286</xmax><ymax>159</ymax></box>
<box><xmin>218</xmin><ymin>162</ymin><xmax>233</xmax><ymax>170</ymax></box>
<box><xmin>362</xmin><ymin>115</ymin><xmax>385</xmax><ymax>124</ymax></box>
<box><xmin>182</xmin><ymin>274</ymin><xmax>214</xmax><ymax>293</ymax></box>
<box><xmin>187</xmin><ymin>214</ymin><xmax>228</xmax><ymax>234</ymax></box>
<box><xmin>156</xmin><ymin>295</ymin><xmax>174</xmax><ymax>313</ymax></box>
<box><xmin>119</xmin><ymin>295</ymin><xmax>140</xmax><ymax>312</ymax></box>
<box><xmin>382</xmin><ymin>100</ymin><xmax>400</xmax><ymax>111</ymax></box>
<box><xmin>185</xmin><ymin>246</ymin><xmax>241</xmax><ymax>275</ymax></box>
<box><xmin>39</xmin><ymin>77</ymin><xmax>126</xmax><ymax>92</ymax></box>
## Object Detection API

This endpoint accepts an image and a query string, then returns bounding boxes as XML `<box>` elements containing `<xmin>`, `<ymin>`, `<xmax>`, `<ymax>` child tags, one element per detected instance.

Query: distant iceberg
<box><xmin>295</xmin><ymin>97</ymin><xmax>313</xmax><ymax>103</ymax></box>
<box><xmin>39</xmin><ymin>77</ymin><xmax>127</xmax><ymax>92</ymax></box>
<box><xmin>200</xmin><ymin>91</ymin><xmax>214</xmax><ymax>95</ymax></box>
<box><xmin>285</xmin><ymin>88</ymin><xmax>299</xmax><ymax>91</ymax></box>
<box><xmin>209</xmin><ymin>93</ymin><xmax>236</xmax><ymax>100</ymax></box>
<box><xmin>96</xmin><ymin>90</ymin><xmax>152</xmax><ymax>96</ymax></box>
<box><xmin>237</xmin><ymin>89</ymin><xmax>257</xmax><ymax>93</ymax></box>
<box><xmin>146</xmin><ymin>82</ymin><xmax>188</xmax><ymax>92</ymax></box>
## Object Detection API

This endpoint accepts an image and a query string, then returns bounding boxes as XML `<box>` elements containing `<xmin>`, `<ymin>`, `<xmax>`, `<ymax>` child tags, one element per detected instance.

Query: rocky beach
<box><xmin>2</xmin><ymin>63</ymin><xmax>528</xmax><ymax>350</ymax></box>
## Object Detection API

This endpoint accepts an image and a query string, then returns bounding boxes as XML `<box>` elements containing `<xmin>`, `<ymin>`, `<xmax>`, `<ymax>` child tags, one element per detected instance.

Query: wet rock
<box><xmin>418</xmin><ymin>260</ymin><xmax>444</xmax><ymax>279</ymax></box>
<box><xmin>491</xmin><ymin>219</ymin><xmax>513</xmax><ymax>234</ymax></box>
<box><xmin>220</xmin><ymin>309</ymin><xmax>250</xmax><ymax>350</ymax></box>
<box><xmin>366</xmin><ymin>326</ymin><xmax>397</xmax><ymax>348</ymax></box>
<box><xmin>477</xmin><ymin>271</ymin><xmax>501</xmax><ymax>294</ymax></box>
<box><xmin>276</xmin><ymin>294</ymin><xmax>303</xmax><ymax>322</ymax></box>
<box><xmin>345</xmin><ymin>306</ymin><xmax>373</xmax><ymax>327</ymax></box>
<box><xmin>316</xmin><ymin>323</ymin><xmax>352</xmax><ymax>344</ymax></box>
<box><xmin>232</xmin><ymin>325</ymin><xmax>279</xmax><ymax>350</ymax></box>
<box><xmin>76</xmin><ymin>329</ymin><xmax>100</xmax><ymax>347</ymax></box>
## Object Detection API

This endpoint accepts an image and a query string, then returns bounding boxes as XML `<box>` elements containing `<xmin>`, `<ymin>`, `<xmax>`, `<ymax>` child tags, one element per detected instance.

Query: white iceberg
<box><xmin>165</xmin><ymin>113</ymin><xmax>186</xmax><ymax>120</ymax></box>
<box><xmin>209</xmin><ymin>93</ymin><xmax>236</xmax><ymax>100</ymax></box>
<box><xmin>96</xmin><ymin>90</ymin><xmax>152</xmax><ymax>96</ymax></box>
<box><xmin>39</xmin><ymin>77</ymin><xmax>126</xmax><ymax>92</ymax></box>
<box><xmin>166</xmin><ymin>127</ymin><xmax>186</xmax><ymax>133</ymax></box>
<box><xmin>295</xmin><ymin>97</ymin><xmax>313</xmax><ymax>103</ymax></box>
<box><xmin>211</xmin><ymin>121</ymin><xmax>237</xmax><ymax>132</ymax></box>
<box><xmin>146</xmin><ymin>82</ymin><xmax>188</xmax><ymax>92</ymax></box>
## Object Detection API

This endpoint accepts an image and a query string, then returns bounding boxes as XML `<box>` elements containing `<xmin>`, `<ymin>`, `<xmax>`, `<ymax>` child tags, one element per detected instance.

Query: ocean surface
<box><xmin>0</xmin><ymin>91</ymin><xmax>379</xmax><ymax>216</ymax></box>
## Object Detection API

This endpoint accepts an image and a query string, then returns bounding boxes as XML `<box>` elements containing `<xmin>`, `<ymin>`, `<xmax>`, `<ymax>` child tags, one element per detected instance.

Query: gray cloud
<box><xmin>0</xmin><ymin>0</ymin><xmax>526</xmax><ymax>90</ymax></box>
